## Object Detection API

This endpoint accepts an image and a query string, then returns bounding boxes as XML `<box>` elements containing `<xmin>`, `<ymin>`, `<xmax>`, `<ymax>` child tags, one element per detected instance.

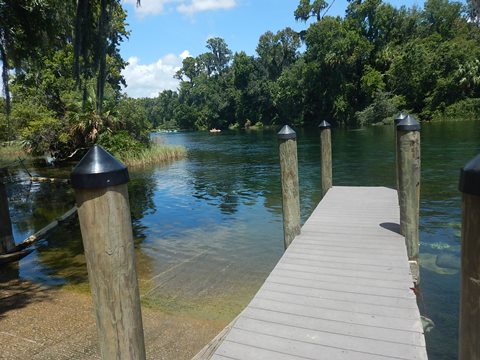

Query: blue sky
<box><xmin>119</xmin><ymin>0</ymin><xmax>428</xmax><ymax>98</ymax></box>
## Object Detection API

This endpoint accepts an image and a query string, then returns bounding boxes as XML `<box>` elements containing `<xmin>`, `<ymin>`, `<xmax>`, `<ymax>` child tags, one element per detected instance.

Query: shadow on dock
<box><xmin>380</xmin><ymin>222</ymin><xmax>401</xmax><ymax>235</ymax></box>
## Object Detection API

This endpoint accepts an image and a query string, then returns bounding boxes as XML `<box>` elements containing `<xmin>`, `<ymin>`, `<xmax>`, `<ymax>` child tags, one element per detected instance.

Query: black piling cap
<box><xmin>70</xmin><ymin>145</ymin><xmax>129</xmax><ymax>189</ymax></box>
<box><xmin>397</xmin><ymin>115</ymin><xmax>421</xmax><ymax>131</ymax></box>
<box><xmin>394</xmin><ymin>112</ymin><xmax>408</xmax><ymax>126</ymax></box>
<box><xmin>318</xmin><ymin>120</ymin><xmax>332</xmax><ymax>130</ymax></box>
<box><xmin>459</xmin><ymin>153</ymin><xmax>480</xmax><ymax>196</ymax></box>
<box><xmin>278</xmin><ymin>125</ymin><xmax>296</xmax><ymax>140</ymax></box>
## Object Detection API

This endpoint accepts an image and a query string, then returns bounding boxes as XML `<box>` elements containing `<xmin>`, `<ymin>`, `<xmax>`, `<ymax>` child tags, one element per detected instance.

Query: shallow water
<box><xmin>4</xmin><ymin>121</ymin><xmax>480</xmax><ymax>359</ymax></box>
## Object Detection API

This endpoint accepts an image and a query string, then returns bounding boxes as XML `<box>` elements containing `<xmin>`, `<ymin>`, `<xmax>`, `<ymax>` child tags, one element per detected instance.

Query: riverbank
<box><xmin>0</xmin><ymin>277</ymin><xmax>226</xmax><ymax>359</ymax></box>
<box><xmin>0</xmin><ymin>142</ymin><xmax>29</xmax><ymax>167</ymax></box>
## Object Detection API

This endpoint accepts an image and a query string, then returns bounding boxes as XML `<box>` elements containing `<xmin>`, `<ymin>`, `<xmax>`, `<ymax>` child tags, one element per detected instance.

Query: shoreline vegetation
<box><xmin>0</xmin><ymin>142</ymin><xmax>27</xmax><ymax>164</ymax></box>
<box><xmin>117</xmin><ymin>143</ymin><xmax>187</xmax><ymax>168</ymax></box>
<box><xmin>0</xmin><ymin>141</ymin><xmax>187</xmax><ymax>170</ymax></box>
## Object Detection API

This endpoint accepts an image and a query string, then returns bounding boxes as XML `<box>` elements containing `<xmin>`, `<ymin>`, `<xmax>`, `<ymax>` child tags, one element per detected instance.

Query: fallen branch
<box><xmin>0</xmin><ymin>249</ymin><xmax>33</xmax><ymax>265</ymax></box>
<box><xmin>30</xmin><ymin>176</ymin><xmax>70</xmax><ymax>184</ymax></box>
<box><xmin>18</xmin><ymin>206</ymin><xmax>77</xmax><ymax>248</ymax></box>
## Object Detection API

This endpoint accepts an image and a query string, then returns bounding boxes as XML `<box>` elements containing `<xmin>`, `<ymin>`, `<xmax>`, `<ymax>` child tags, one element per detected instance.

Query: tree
<box><xmin>294</xmin><ymin>0</ymin><xmax>328</xmax><ymax>22</ymax></box>
<box><xmin>205</xmin><ymin>37</ymin><xmax>232</xmax><ymax>75</ymax></box>
<box><xmin>256</xmin><ymin>28</ymin><xmax>301</xmax><ymax>80</ymax></box>
<box><xmin>0</xmin><ymin>0</ymin><xmax>75</xmax><ymax>139</ymax></box>
<box><xmin>73</xmin><ymin>0</ymin><xmax>129</xmax><ymax>113</ymax></box>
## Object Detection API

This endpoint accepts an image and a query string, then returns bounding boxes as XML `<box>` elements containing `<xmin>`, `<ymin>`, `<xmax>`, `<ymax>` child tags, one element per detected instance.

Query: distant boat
<box><xmin>209</xmin><ymin>128</ymin><xmax>221</xmax><ymax>133</ymax></box>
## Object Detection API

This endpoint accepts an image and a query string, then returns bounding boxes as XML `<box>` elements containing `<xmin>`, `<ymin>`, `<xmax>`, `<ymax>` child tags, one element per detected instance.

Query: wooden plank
<box><xmin>233</xmin><ymin>317</ymin><xmax>426</xmax><ymax>359</ymax></box>
<box><xmin>241</xmin><ymin>307</ymin><xmax>425</xmax><ymax>347</ymax></box>
<box><xmin>255</xmin><ymin>289</ymin><xmax>420</xmax><ymax>319</ymax></box>
<box><xmin>219</xmin><ymin>328</ymin><xmax>421</xmax><ymax>360</ymax></box>
<box><xmin>274</xmin><ymin>262</ymin><xmax>413</xmax><ymax>283</ymax></box>
<box><xmin>209</xmin><ymin>187</ymin><xmax>427</xmax><ymax>360</ymax></box>
<box><xmin>285</xmin><ymin>248</ymin><xmax>408</xmax><ymax>265</ymax></box>
<box><xmin>262</xmin><ymin>282</ymin><xmax>418</xmax><ymax>309</ymax></box>
<box><xmin>282</xmin><ymin>252</ymin><xmax>410</xmax><ymax>269</ymax></box>
<box><xmin>270</xmin><ymin>268</ymin><xmax>413</xmax><ymax>290</ymax></box>
<box><xmin>248</xmin><ymin>298</ymin><xmax>421</xmax><ymax>332</ymax></box>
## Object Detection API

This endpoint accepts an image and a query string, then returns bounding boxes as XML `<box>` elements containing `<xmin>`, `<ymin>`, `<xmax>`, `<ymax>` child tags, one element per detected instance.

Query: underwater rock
<box><xmin>421</xmin><ymin>316</ymin><xmax>435</xmax><ymax>333</ymax></box>
<box><xmin>420</xmin><ymin>253</ymin><xmax>459</xmax><ymax>275</ymax></box>
<box><xmin>436</xmin><ymin>253</ymin><xmax>461</xmax><ymax>270</ymax></box>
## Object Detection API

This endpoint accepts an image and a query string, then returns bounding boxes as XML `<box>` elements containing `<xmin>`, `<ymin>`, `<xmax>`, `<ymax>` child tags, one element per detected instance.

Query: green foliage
<box><xmin>97</xmin><ymin>130</ymin><xmax>147</xmax><ymax>159</ymax></box>
<box><xmin>432</xmin><ymin>98</ymin><xmax>480</xmax><ymax>121</ymax></box>
<box><xmin>355</xmin><ymin>92</ymin><xmax>402</xmax><ymax>126</ymax></box>
<box><xmin>4</xmin><ymin>0</ymin><xmax>479</xmax><ymax>152</ymax></box>
<box><xmin>16</xmin><ymin>101</ymin><xmax>64</xmax><ymax>155</ymax></box>
<box><xmin>0</xmin><ymin>2</ymin><xmax>148</xmax><ymax>161</ymax></box>
<box><xmin>134</xmin><ymin>0</ymin><xmax>480</xmax><ymax>131</ymax></box>
<box><xmin>294</xmin><ymin>0</ymin><xmax>328</xmax><ymax>21</ymax></box>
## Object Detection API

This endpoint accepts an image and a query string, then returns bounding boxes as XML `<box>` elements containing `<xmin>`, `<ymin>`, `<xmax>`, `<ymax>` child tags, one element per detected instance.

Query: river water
<box><xmin>4</xmin><ymin>121</ymin><xmax>480</xmax><ymax>360</ymax></box>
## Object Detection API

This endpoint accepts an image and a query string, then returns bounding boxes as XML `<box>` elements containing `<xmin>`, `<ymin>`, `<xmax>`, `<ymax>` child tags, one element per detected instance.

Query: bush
<box><xmin>355</xmin><ymin>92</ymin><xmax>404</xmax><ymax>126</ymax></box>
<box><xmin>432</xmin><ymin>98</ymin><xmax>480</xmax><ymax>121</ymax></box>
<box><xmin>97</xmin><ymin>130</ymin><xmax>147</xmax><ymax>159</ymax></box>
<box><xmin>16</xmin><ymin>102</ymin><xmax>65</xmax><ymax>155</ymax></box>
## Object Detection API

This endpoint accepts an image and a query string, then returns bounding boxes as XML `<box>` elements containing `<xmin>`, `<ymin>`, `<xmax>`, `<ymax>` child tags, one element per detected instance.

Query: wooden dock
<box><xmin>207</xmin><ymin>186</ymin><xmax>427</xmax><ymax>360</ymax></box>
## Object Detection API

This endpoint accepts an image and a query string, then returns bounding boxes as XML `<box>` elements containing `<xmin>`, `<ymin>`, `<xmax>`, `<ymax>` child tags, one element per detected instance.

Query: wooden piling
<box><xmin>396</xmin><ymin>115</ymin><xmax>421</xmax><ymax>283</ymax></box>
<box><xmin>319</xmin><ymin>120</ymin><xmax>332</xmax><ymax>197</ymax></box>
<box><xmin>458</xmin><ymin>153</ymin><xmax>480</xmax><ymax>360</ymax></box>
<box><xmin>395</xmin><ymin>112</ymin><xmax>407</xmax><ymax>197</ymax></box>
<box><xmin>0</xmin><ymin>169</ymin><xmax>14</xmax><ymax>253</ymax></box>
<box><xmin>278</xmin><ymin>125</ymin><xmax>301</xmax><ymax>249</ymax></box>
<box><xmin>71</xmin><ymin>145</ymin><xmax>146</xmax><ymax>360</ymax></box>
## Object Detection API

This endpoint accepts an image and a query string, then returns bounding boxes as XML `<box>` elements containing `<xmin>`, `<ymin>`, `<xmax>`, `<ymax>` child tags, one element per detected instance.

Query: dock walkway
<box><xmin>210</xmin><ymin>186</ymin><xmax>428</xmax><ymax>360</ymax></box>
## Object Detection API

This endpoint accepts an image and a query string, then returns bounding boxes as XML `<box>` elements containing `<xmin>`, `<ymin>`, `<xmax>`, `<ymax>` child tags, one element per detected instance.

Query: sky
<box><xmin>120</xmin><ymin>0</ymin><xmax>432</xmax><ymax>98</ymax></box>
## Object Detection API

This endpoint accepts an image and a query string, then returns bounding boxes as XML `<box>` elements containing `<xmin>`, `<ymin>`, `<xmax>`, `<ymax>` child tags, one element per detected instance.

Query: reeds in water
<box><xmin>119</xmin><ymin>144</ymin><xmax>187</xmax><ymax>167</ymax></box>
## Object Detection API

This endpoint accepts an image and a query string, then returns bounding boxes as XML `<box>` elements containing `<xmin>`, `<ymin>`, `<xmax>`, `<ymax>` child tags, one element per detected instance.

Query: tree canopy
<box><xmin>0</xmin><ymin>0</ymin><xmax>146</xmax><ymax>159</ymax></box>
<box><xmin>140</xmin><ymin>0</ymin><xmax>480</xmax><ymax>131</ymax></box>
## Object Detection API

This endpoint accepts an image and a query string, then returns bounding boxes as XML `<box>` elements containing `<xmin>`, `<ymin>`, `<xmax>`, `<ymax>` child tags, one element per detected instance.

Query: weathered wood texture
<box><xmin>279</xmin><ymin>138</ymin><xmax>301</xmax><ymax>249</ymax></box>
<box><xmin>397</xmin><ymin>130</ymin><xmax>421</xmax><ymax>281</ymax></box>
<box><xmin>0</xmin><ymin>181</ymin><xmax>14</xmax><ymax>253</ymax></box>
<box><xmin>459</xmin><ymin>193</ymin><xmax>480</xmax><ymax>360</ymax></box>
<box><xmin>211</xmin><ymin>186</ymin><xmax>427</xmax><ymax>360</ymax></box>
<box><xmin>76</xmin><ymin>184</ymin><xmax>146</xmax><ymax>360</ymax></box>
<box><xmin>320</xmin><ymin>128</ymin><xmax>332</xmax><ymax>197</ymax></box>
<box><xmin>395</xmin><ymin>126</ymin><xmax>400</xmax><ymax>195</ymax></box>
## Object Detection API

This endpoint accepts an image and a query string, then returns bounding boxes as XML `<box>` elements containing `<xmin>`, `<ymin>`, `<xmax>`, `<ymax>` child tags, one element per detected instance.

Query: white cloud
<box><xmin>177</xmin><ymin>0</ymin><xmax>237</xmax><ymax>14</ymax></box>
<box><xmin>122</xmin><ymin>51</ymin><xmax>190</xmax><ymax>98</ymax></box>
<box><xmin>123</xmin><ymin>0</ymin><xmax>237</xmax><ymax>16</ymax></box>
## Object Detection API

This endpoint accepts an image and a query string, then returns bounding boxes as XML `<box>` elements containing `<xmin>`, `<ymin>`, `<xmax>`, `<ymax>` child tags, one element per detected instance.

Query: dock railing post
<box><xmin>0</xmin><ymin>168</ymin><xmax>14</xmax><ymax>253</ymax></box>
<box><xmin>319</xmin><ymin>120</ymin><xmax>332</xmax><ymax>197</ymax></box>
<box><xmin>71</xmin><ymin>145</ymin><xmax>146</xmax><ymax>360</ymax></box>
<box><xmin>278</xmin><ymin>125</ymin><xmax>301</xmax><ymax>249</ymax></box>
<box><xmin>396</xmin><ymin>115</ymin><xmax>421</xmax><ymax>284</ymax></box>
<box><xmin>458</xmin><ymin>153</ymin><xmax>480</xmax><ymax>360</ymax></box>
<box><xmin>394</xmin><ymin>112</ymin><xmax>407</xmax><ymax>199</ymax></box>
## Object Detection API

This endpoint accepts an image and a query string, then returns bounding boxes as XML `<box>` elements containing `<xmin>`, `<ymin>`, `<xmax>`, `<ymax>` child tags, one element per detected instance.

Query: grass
<box><xmin>119</xmin><ymin>143</ymin><xmax>187</xmax><ymax>167</ymax></box>
<box><xmin>0</xmin><ymin>141</ymin><xmax>29</xmax><ymax>166</ymax></box>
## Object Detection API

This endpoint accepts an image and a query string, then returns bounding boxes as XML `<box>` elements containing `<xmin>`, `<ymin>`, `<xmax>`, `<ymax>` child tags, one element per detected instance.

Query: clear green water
<box><xmin>4</xmin><ymin>121</ymin><xmax>480</xmax><ymax>359</ymax></box>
